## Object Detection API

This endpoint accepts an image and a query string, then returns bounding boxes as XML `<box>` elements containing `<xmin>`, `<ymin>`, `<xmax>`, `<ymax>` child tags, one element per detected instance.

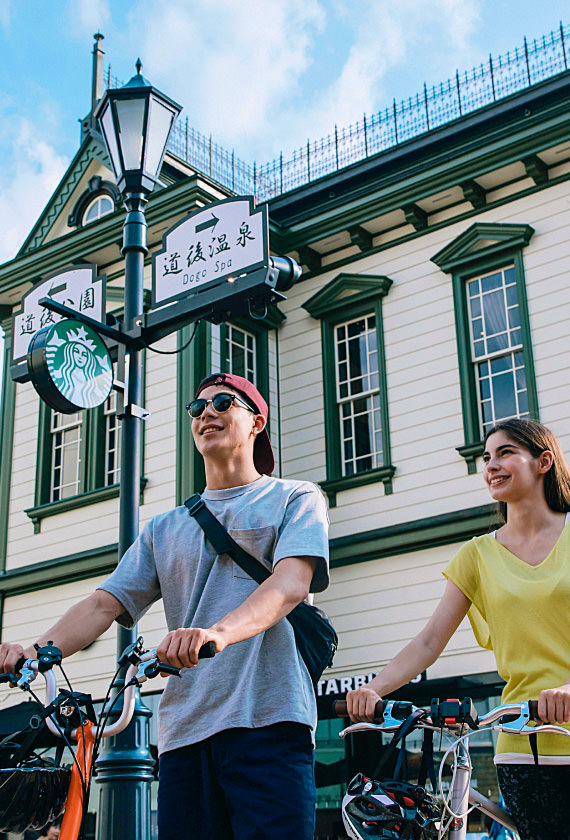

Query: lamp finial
<box><xmin>136</xmin><ymin>58</ymin><xmax>142</xmax><ymax>75</ymax></box>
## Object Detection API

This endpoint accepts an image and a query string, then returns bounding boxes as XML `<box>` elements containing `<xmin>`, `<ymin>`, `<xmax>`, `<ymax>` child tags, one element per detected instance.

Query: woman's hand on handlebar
<box><xmin>346</xmin><ymin>687</ymin><xmax>384</xmax><ymax>722</ymax></box>
<box><xmin>537</xmin><ymin>683</ymin><xmax>570</xmax><ymax>724</ymax></box>
<box><xmin>157</xmin><ymin>627</ymin><xmax>226</xmax><ymax>670</ymax></box>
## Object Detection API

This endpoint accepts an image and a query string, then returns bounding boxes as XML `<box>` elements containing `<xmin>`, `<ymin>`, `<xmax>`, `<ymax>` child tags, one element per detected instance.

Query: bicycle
<box><xmin>0</xmin><ymin>636</ymin><xmax>215</xmax><ymax>840</ymax></box>
<box><xmin>333</xmin><ymin>696</ymin><xmax>570</xmax><ymax>839</ymax></box>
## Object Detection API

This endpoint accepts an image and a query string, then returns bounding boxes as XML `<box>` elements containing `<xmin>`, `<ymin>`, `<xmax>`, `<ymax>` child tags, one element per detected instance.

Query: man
<box><xmin>0</xmin><ymin>373</ymin><xmax>329</xmax><ymax>840</ymax></box>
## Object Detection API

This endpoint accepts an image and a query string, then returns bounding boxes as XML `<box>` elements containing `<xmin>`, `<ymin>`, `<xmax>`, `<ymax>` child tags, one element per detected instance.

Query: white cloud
<box><xmin>0</xmin><ymin>115</ymin><xmax>68</xmax><ymax>263</ymax></box>
<box><xmin>99</xmin><ymin>0</ymin><xmax>483</xmax><ymax>161</ymax></box>
<box><xmin>115</xmin><ymin>0</ymin><xmax>324</xmax><ymax>157</ymax></box>
<box><xmin>0</xmin><ymin>0</ymin><xmax>12</xmax><ymax>31</ymax></box>
<box><xmin>76</xmin><ymin>0</ymin><xmax>110</xmax><ymax>32</ymax></box>
<box><xmin>276</xmin><ymin>0</ymin><xmax>484</xmax><ymax>155</ymax></box>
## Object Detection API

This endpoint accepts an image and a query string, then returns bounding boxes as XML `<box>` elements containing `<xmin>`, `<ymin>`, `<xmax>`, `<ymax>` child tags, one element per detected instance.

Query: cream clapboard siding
<box><xmin>279</xmin><ymin>180</ymin><xmax>570</xmax><ymax>539</ymax></box>
<box><xmin>277</xmin><ymin>180</ymin><xmax>570</xmax><ymax>679</ymax></box>
<box><xmin>317</xmin><ymin>543</ymin><xmax>495</xmax><ymax>681</ymax></box>
<box><xmin>0</xmin><ymin>581</ymin><xmax>169</xmax><ymax>706</ymax></box>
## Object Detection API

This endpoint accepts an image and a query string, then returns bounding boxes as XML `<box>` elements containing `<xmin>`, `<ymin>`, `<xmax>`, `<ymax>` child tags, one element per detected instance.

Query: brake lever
<box><xmin>16</xmin><ymin>662</ymin><xmax>38</xmax><ymax>690</ymax></box>
<box><xmin>339</xmin><ymin>701</ymin><xmax>422</xmax><ymax>738</ymax></box>
<box><xmin>496</xmin><ymin>701</ymin><xmax>570</xmax><ymax>737</ymax></box>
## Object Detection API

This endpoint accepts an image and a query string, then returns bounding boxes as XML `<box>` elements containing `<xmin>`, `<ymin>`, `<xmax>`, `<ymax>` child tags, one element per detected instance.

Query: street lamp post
<box><xmin>94</xmin><ymin>62</ymin><xmax>181</xmax><ymax>840</ymax></box>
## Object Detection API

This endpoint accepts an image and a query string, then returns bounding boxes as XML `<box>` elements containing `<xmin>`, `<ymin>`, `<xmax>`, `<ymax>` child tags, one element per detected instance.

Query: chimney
<box><xmin>91</xmin><ymin>32</ymin><xmax>105</xmax><ymax>113</ymax></box>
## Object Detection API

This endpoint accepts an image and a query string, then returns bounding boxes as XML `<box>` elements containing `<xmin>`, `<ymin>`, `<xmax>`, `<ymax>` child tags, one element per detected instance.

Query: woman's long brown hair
<box><xmin>484</xmin><ymin>418</ymin><xmax>570</xmax><ymax>521</ymax></box>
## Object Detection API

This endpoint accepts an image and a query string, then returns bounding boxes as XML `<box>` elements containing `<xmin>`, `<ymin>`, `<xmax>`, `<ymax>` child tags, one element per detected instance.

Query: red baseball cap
<box><xmin>195</xmin><ymin>372</ymin><xmax>275</xmax><ymax>475</ymax></box>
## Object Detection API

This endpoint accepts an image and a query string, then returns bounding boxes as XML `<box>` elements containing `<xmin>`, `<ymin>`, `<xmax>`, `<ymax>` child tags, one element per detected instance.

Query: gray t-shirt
<box><xmin>99</xmin><ymin>474</ymin><xmax>330</xmax><ymax>754</ymax></box>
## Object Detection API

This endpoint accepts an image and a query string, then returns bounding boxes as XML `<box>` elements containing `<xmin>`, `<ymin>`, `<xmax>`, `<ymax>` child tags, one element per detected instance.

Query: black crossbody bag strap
<box><xmin>184</xmin><ymin>494</ymin><xmax>270</xmax><ymax>585</ymax></box>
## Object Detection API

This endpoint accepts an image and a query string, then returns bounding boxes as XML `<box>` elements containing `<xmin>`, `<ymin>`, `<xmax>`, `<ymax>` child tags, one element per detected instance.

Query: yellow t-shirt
<box><xmin>444</xmin><ymin>525</ymin><xmax>570</xmax><ymax>757</ymax></box>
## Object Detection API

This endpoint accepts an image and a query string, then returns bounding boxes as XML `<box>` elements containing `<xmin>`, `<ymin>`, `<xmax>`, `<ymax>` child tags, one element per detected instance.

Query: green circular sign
<box><xmin>27</xmin><ymin>319</ymin><xmax>113</xmax><ymax>413</ymax></box>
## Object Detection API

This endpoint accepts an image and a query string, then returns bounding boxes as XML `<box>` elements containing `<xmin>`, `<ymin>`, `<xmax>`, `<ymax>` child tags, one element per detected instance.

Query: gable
<box><xmin>302</xmin><ymin>273</ymin><xmax>393</xmax><ymax>321</ymax></box>
<box><xmin>431</xmin><ymin>222</ymin><xmax>535</xmax><ymax>273</ymax></box>
<box><xmin>18</xmin><ymin>137</ymin><xmax>114</xmax><ymax>256</ymax></box>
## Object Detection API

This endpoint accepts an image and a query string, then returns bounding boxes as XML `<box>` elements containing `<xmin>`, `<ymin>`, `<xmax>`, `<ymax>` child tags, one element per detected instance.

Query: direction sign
<box><xmin>12</xmin><ymin>265</ymin><xmax>106</xmax><ymax>366</ymax></box>
<box><xmin>152</xmin><ymin>196</ymin><xmax>268</xmax><ymax>308</ymax></box>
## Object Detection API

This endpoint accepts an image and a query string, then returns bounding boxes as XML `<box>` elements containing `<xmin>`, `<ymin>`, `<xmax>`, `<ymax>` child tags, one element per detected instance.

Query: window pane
<box><xmin>225</xmin><ymin>325</ymin><xmax>256</xmax><ymax>383</ymax></box>
<box><xmin>493</xmin><ymin>372</ymin><xmax>517</xmax><ymax>420</ymax></box>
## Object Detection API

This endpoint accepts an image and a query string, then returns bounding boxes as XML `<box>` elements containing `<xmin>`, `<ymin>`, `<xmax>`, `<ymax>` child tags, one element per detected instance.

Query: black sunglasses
<box><xmin>186</xmin><ymin>392</ymin><xmax>256</xmax><ymax>419</ymax></box>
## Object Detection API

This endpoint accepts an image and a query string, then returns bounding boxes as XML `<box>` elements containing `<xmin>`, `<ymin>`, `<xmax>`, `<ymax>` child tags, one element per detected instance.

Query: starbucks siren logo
<box><xmin>45</xmin><ymin>322</ymin><xmax>113</xmax><ymax>409</ymax></box>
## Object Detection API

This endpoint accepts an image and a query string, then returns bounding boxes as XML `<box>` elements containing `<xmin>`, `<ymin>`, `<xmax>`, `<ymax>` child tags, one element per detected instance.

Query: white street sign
<box><xmin>12</xmin><ymin>265</ymin><xmax>106</xmax><ymax>364</ymax></box>
<box><xmin>152</xmin><ymin>197</ymin><xmax>268</xmax><ymax>308</ymax></box>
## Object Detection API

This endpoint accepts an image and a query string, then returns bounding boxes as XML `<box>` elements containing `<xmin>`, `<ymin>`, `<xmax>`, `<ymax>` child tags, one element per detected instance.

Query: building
<box><xmin>1</xmin><ymin>25</ymin><xmax>570</xmax><ymax>838</ymax></box>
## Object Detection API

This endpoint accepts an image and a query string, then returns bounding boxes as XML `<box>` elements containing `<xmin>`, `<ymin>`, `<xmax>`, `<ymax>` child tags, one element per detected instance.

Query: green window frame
<box><xmin>176</xmin><ymin>306</ymin><xmax>285</xmax><ymax>504</ymax></box>
<box><xmin>303</xmin><ymin>273</ymin><xmax>395</xmax><ymax>507</ymax></box>
<box><xmin>431</xmin><ymin>222</ymin><xmax>538</xmax><ymax>474</ymax></box>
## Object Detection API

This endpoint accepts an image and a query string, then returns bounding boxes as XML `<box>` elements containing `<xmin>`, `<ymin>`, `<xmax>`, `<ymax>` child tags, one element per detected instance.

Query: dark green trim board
<box><xmin>329</xmin><ymin>504</ymin><xmax>500</xmax><ymax>568</ymax></box>
<box><xmin>303</xmin><ymin>274</ymin><xmax>394</xmax><ymax>506</ymax></box>
<box><xmin>431</xmin><ymin>223</ymin><xmax>538</xmax><ymax>474</ymax></box>
<box><xmin>176</xmin><ymin>322</ymin><xmax>211</xmax><ymax>504</ymax></box>
<box><xmin>0</xmin><ymin>544</ymin><xmax>118</xmax><ymax>599</ymax></box>
<box><xmin>25</xmin><ymin>479</ymin><xmax>147</xmax><ymax>535</ymax></box>
<box><xmin>0</xmin><ymin>317</ymin><xmax>16</xmax><ymax>572</ymax></box>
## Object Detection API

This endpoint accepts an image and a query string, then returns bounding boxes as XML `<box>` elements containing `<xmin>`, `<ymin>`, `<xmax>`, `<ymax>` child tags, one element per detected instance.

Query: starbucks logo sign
<box><xmin>28</xmin><ymin>319</ymin><xmax>113</xmax><ymax>413</ymax></box>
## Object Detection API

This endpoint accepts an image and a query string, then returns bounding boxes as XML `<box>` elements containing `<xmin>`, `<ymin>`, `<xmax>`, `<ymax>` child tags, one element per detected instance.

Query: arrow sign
<box><xmin>152</xmin><ymin>197</ymin><xmax>268</xmax><ymax>309</ymax></box>
<box><xmin>195</xmin><ymin>213</ymin><xmax>219</xmax><ymax>234</ymax></box>
<box><xmin>11</xmin><ymin>265</ymin><xmax>106</xmax><ymax>371</ymax></box>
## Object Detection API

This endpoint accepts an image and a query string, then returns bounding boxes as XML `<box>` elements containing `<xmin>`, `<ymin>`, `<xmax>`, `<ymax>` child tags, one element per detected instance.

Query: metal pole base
<box><xmin>95</xmin><ymin>689</ymin><xmax>155</xmax><ymax>840</ymax></box>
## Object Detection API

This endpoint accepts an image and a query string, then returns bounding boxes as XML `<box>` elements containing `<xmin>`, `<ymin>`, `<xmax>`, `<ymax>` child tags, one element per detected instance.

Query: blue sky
<box><xmin>1</xmin><ymin>0</ymin><xmax>569</xmax><ymax>377</ymax></box>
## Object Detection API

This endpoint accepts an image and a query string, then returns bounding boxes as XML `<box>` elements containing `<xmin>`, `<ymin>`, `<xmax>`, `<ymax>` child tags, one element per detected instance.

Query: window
<box><xmin>50</xmin><ymin>411</ymin><xmax>83</xmax><ymax>501</ymax></box>
<box><xmin>335</xmin><ymin>315</ymin><xmax>383</xmax><ymax>476</ymax></box>
<box><xmin>303</xmin><ymin>273</ymin><xmax>394</xmax><ymax>507</ymax></box>
<box><xmin>432</xmin><ymin>222</ymin><xmax>538</xmax><ymax>474</ymax></box>
<box><xmin>27</xmin><ymin>378</ymin><xmax>131</xmax><ymax>533</ymax></box>
<box><xmin>83</xmin><ymin>195</ymin><xmax>114</xmax><ymax>225</ymax></box>
<box><xmin>67</xmin><ymin>176</ymin><xmax>120</xmax><ymax>229</ymax></box>
<box><xmin>223</xmin><ymin>324</ymin><xmax>256</xmax><ymax>382</ymax></box>
<box><xmin>467</xmin><ymin>267</ymin><xmax>530</xmax><ymax>435</ymax></box>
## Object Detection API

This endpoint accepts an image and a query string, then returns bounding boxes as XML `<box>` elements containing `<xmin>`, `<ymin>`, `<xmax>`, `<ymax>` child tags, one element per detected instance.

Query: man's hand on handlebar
<box><xmin>157</xmin><ymin>627</ymin><xmax>225</xmax><ymax>670</ymax></box>
<box><xmin>0</xmin><ymin>642</ymin><xmax>35</xmax><ymax>675</ymax></box>
<box><xmin>346</xmin><ymin>687</ymin><xmax>384</xmax><ymax>722</ymax></box>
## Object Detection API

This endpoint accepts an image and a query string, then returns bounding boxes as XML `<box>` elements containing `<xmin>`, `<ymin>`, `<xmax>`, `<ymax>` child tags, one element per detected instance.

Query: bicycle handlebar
<box><xmin>0</xmin><ymin>639</ymin><xmax>218</xmax><ymax>740</ymax></box>
<box><xmin>334</xmin><ymin>696</ymin><xmax>569</xmax><ymax>740</ymax></box>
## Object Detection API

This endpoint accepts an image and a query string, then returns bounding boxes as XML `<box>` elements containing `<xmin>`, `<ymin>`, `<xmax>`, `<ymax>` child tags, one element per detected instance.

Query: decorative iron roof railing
<box><xmin>107</xmin><ymin>22</ymin><xmax>569</xmax><ymax>202</ymax></box>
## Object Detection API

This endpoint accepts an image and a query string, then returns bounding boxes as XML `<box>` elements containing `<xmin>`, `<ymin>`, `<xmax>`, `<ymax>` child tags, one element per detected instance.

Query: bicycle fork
<box><xmin>447</xmin><ymin>741</ymin><xmax>470</xmax><ymax>840</ymax></box>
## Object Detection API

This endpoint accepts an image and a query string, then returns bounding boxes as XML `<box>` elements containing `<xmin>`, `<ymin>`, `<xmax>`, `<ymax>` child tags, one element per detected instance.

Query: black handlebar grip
<box><xmin>14</xmin><ymin>657</ymin><xmax>26</xmax><ymax>673</ymax></box>
<box><xmin>198</xmin><ymin>641</ymin><xmax>217</xmax><ymax>659</ymax></box>
<box><xmin>529</xmin><ymin>700</ymin><xmax>540</xmax><ymax>721</ymax></box>
<box><xmin>0</xmin><ymin>673</ymin><xmax>16</xmax><ymax>684</ymax></box>
<box><xmin>333</xmin><ymin>699</ymin><xmax>386</xmax><ymax>722</ymax></box>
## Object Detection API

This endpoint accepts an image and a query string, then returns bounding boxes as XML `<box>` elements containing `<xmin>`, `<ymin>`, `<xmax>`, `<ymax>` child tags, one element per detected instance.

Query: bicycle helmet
<box><xmin>342</xmin><ymin>773</ymin><xmax>441</xmax><ymax>840</ymax></box>
<box><xmin>0</xmin><ymin>765</ymin><xmax>71</xmax><ymax>832</ymax></box>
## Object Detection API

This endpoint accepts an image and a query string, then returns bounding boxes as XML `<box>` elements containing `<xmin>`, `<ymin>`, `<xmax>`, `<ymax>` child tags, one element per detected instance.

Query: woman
<box><xmin>347</xmin><ymin>418</ymin><xmax>570</xmax><ymax>840</ymax></box>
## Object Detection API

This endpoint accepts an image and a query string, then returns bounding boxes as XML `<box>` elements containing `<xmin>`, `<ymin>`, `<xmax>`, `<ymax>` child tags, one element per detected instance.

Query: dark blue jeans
<box><xmin>157</xmin><ymin>722</ymin><xmax>316</xmax><ymax>840</ymax></box>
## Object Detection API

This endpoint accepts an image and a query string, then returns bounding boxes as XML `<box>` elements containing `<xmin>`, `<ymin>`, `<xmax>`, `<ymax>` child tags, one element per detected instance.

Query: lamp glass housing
<box><xmin>97</xmin><ymin>69</ymin><xmax>181</xmax><ymax>195</ymax></box>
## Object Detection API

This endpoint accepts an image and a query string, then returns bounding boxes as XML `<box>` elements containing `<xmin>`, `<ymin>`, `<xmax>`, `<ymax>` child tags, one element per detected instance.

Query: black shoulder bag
<box><xmin>184</xmin><ymin>494</ymin><xmax>338</xmax><ymax>688</ymax></box>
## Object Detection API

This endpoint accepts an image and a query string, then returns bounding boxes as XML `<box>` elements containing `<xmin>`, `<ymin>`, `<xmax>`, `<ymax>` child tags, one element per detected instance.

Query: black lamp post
<box><xmin>95</xmin><ymin>62</ymin><xmax>181</xmax><ymax>840</ymax></box>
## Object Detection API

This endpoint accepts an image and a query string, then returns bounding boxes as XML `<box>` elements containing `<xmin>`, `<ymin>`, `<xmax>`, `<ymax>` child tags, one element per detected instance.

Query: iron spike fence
<box><xmin>108</xmin><ymin>23</ymin><xmax>569</xmax><ymax>203</ymax></box>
